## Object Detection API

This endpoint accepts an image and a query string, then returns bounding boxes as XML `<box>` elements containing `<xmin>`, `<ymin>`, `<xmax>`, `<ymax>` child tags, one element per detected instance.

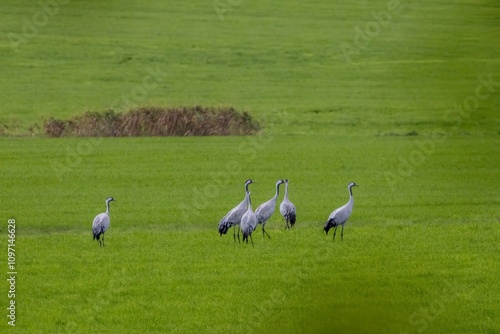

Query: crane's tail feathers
<box><xmin>93</xmin><ymin>225</ymin><xmax>106</xmax><ymax>241</ymax></box>
<box><xmin>323</xmin><ymin>220</ymin><xmax>334</xmax><ymax>235</ymax></box>
<box><xmin>218</xmin><ymin>221</ymin><xmax>230</xmax><ymax>235</ymax></box>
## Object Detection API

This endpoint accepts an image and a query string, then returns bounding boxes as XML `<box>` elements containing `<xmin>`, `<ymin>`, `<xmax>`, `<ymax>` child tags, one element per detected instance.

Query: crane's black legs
<box><xmin>284</xmin><ymin>218</ymin><xmax>290</xmax><ymax>230</ymax></box>
<box><xmin>333</xmin><ymin>226</ymin><xmax>338</xmax><ymax>241</ymax></box>
<box><xmin>233</xmin><ymin>225</ymin><xmax>241</xmax><ymax>244</ymax></box>
<box><xmin>262</xmin><ymin>226</ymin><xmax>271</xmax><ymax>239</ymax></box>
<box><xmin>341</xmin><ymin>225</ymin><xmax>344</xmax><ymax>241</ymax></box>
<box><xmin>242</xmin><ymin>233</ymin><xmax>254</xmax><ymax>247</ymax></box>
<box><xmin>102</xmin><ymin>235</ymin><xmax>105</xmax><ymax>247</ymax></box>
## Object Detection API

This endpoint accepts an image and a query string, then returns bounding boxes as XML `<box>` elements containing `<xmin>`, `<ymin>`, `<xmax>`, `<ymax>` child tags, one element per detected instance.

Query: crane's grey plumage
<box><xmin>218</xmin><ymin>179</ymin><xmax>254</xmax><ymax>243</ymax></box>
<box><xmin>255</xmin><ymin>179</ymin><xmax>284</xmax><ymax>238</ymax></box>
<box><xmin>324</xmin><ymin>182</ymin><xmax>358</xmax><ymax>241</ymax></box>
<box><xmin>241</xmin><ymin>191</ymin><xmax>258</xmax><ymax>247</ymax></box>
<box><xmin>279</xmin><ymin>179</ymin><xmax>296</xmax><ymax>230</ymax></box>
<box><xmin>92</xmin><ymin>197</ymin><xmax>115</xmax><ymax>247</ymax></box>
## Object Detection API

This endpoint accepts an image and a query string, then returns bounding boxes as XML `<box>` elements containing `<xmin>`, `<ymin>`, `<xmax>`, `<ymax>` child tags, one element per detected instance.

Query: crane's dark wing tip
<box><xmin>323</xmin><ymin>219</ymin><xmax>334</xmax><ymax>234</ymax></box>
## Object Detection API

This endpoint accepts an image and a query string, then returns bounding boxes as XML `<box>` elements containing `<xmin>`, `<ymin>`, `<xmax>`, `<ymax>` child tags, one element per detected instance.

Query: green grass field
<box><xmin>1</xmin><ymin>0</ymin><xmax>500</xmax><ymax>333</ymax></box>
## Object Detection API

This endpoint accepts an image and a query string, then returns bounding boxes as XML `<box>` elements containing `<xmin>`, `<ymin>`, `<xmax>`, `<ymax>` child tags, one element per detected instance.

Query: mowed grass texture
<box><xmin>1</xmin><ymin>135</ymin><xmax>499</xmax><ymax>333</ymax></box>
<box><xmin>1</xmin><ymin>0</ymin><xmax>500</xmax><ymax>333</ymax></box>
<box><xmin>1</xmin><ymin>0</ymin><xmax>499</xmax><ymax>135</ymax></box>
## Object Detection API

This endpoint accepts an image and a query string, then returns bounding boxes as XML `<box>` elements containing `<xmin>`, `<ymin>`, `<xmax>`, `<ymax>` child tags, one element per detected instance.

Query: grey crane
<box><xmin>279</xmin><ymin>179</ymin><xmax>296</xmax><ymax>230</ymax></box>
<box><xmin>92</xmin><ymin>197</ymin><xmax>115</xmax><ymax>247</ymax></box>
<box><xmin>324</xmin><ymin>182</ymin><xmax>358</xmax><ymax>241</ymax></box>
<box><xmin>218</xmin><ymin>179</ymin><xmax>254</xmax><ymax>242</ymax></box>
<box><xmin>241</xmin><ymin>191</ymin><xmax>258</xmax><ymax>247</ymax></box>
<box><xmin>255</xmin><ymin>179</ymin><xmax>284</xmax><ymax>238</ymax></box>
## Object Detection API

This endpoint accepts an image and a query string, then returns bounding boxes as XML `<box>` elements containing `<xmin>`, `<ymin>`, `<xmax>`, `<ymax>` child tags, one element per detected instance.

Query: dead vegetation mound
<box><xmin>43</xmin><ymin>106</ymin><xmax>260</xmax><ymax>137</ymax></box>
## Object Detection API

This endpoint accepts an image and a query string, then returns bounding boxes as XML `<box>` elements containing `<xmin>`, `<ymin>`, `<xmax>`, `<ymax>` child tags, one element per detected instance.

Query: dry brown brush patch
<box><xmin>43</xmin><ymin>106</ymin><xmax>260</xmax><ymax>137</ymax></box>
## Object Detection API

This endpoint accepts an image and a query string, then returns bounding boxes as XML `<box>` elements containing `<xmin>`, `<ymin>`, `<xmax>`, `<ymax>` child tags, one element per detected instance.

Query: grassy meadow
<box><xmin>1</xmin><ymin>0</ymin><xmax>500</xmax><ymax>333</ymax></box>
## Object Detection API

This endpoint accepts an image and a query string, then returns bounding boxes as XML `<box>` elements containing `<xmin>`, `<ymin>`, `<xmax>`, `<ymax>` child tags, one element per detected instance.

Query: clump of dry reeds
<box><xmin>43</xmin><ymin>106</ymin><xmax>260</xmax><ymax>137</ymax></box>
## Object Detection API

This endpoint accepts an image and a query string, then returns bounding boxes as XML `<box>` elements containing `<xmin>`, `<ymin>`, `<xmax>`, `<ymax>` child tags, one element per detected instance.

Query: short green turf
<box><xmin>1</xmin><ymin>134</ymin><xmax>499</xmax><ymax>333</ymax></box>
<box><xmin>1</xmin><ymin>0</ymin><xmax>500</xmax><ymax>333</ymax></box>
<box><xmin>1</xmin><ymin>0</ymin><xmax>499</xmax><ymax>135</ymax></box>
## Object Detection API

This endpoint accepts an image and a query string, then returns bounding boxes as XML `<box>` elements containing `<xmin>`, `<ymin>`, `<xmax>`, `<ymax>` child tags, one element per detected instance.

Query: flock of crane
<box><xmin>217</xmin><ymin>179</ymin><xmax>358</xmax><ymax>246</ymax></box>
<box><xmin>218</xmin><ymin>179</ymin><xmax>295</xmax><ymax>246</ymax></box>
<box><xmin>91</xmin><ymin>181</ymin><xmax>358</xmax><ymax>247</ymax></box>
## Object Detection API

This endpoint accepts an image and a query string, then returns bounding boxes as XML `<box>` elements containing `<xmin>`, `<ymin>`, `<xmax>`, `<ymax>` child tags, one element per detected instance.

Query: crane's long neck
<box><xmin>347</xmin><ymin>186</ymin><xmax>354</xmax><ymax>207</ymax></box>
<box><xmin>284</xmin><ymin>182</ymin><xmax>289</xmax><ymax>199</ymax></box>
<box><xmin>245</xmin><ymin>182</ymin><xmax>250</xmax><ymax>193</ymax></box>
<box><xmin>273</xmin><ymin>182</ymin><xmax>281</xmax><ymax>202</ymax></box>
<box><xmin>106</xmin><ymin>200</ymin><xmax>111</xmax><ymax>214</ymax></box>
<box><xmin>246</xmin><ymin>192</ymin><xmax>252</xmax><ymax>211</ymax></box>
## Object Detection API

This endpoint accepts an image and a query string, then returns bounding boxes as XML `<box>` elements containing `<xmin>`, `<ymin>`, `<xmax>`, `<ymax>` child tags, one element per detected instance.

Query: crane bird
<box><xmin>92</xmin><ymin>197</ymin><xmax>115</xmax><ymax>247</ymax></box>
<box><xmin>241</xmin><ymin>191</ymin><xmax>258</xmax><ymax>247</ymax></box>
<box><xmin>218</xmin><ymin>179</ymin><xmax>254</xmax><ymax>243</ymax></box>
<box><xmin>279</xmin><ymin>179</ymin><xmax>296</xmax><ymax>230</ymax></box>
<box><xmin>324</xmin><ymin>182</ymin><xmax>358</xmax><ymax>241</ymax></box>
<box><xmin>255</xmin><ymin>179</ymin><xmax>284</xmax><ymax>238</ymax></box>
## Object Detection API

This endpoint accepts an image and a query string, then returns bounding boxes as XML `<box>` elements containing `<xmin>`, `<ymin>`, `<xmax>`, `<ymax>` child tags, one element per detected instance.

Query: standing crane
<box><xmin>324</xmin><ymin>182</ymin><xmax>358</xmax><ymax>241</ymax></box>
<box><xmin>255</xmin><ymin>179</ymin><xmax>284</xmax><ymax>238</ymax></box>
<box><xmin>218</xmin><ymin>179</ymin><xmax>254</xmax><ymax>242</ymax></box>
<box><xmin>92</xmin><ymin>197</ymin><xmax>115</xmax><ymax>247</ymax></box>
<box><xmin>279</xmin><ymin>179</ymin><xmax>296</xmax><ymax>230</ymax></box>
<box><xmin>241</xmin><ymin>191</ymin><xmax>258</xmax><ymax>247</ymax></box>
